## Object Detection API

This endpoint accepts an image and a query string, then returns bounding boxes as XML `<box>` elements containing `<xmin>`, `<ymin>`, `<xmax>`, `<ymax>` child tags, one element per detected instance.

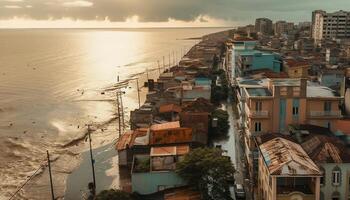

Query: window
<box><xmin>255</xmin><ymin>101</ymin><xmax>262</xmax><ymax>111</ymax></box>
<box><xmin>292</xmin><ymin>107</ymin><xmax>299</xmax><ymax>115</ymax></box>
<box><xmin>324</xmin><ymin>101</ymin><xmax>332</xmax><ymax>112</ymax></box>
<box><xmin>320</xmin><ymin>168</ymin><xmax>325</xmax><ymax>186</ymax></box>
<box><xmin>255</xmin><ymin>122</ymin><xmax>262</xmax><ymax>132</ymax></box>
<box><xmin>292</xmin><ymin>99</ymin><xmax>299</xmax><ymax>117</ymax></box>
<box><xmin>332</xmin><ymin>170</ymin><xmax>341</xmax><ymax>186</ymax></box>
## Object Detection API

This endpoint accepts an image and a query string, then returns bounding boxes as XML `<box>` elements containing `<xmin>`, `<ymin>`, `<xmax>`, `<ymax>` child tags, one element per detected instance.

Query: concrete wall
<box><xmin>132</xmin><ymin>171</ymin><xmax>187</xmax><ymax>194</ymax></box>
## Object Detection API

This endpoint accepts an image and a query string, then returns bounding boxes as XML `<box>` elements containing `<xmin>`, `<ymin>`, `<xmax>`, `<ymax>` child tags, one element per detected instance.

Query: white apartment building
<box><xmin>312</xmin><ymin>10</ymin><xmax>350</xmax><ymax>43</ymax></box>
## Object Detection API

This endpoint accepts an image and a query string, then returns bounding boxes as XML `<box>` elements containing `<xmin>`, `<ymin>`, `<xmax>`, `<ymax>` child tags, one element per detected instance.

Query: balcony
<box><xmin>309</xmin><ymin>110</ymin><xmax>342</xmax><ymax>118</ymax></box>
<box><xmin>250</xmin><ymin>110</ymin><xmax>269</xmax><ymax>117</ymax></box>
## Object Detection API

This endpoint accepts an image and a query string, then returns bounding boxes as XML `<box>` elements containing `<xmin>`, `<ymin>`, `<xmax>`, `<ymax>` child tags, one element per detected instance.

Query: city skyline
<box><xmin>1</xmin><ymin>0</ymin><xmax>350</xmax><ymax>28</ymax></box>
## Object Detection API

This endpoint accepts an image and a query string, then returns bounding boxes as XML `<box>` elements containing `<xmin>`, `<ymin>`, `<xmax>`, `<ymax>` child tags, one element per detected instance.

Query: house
<box><xmin>158</xmin><ymin>103</ymin><xmax>182</xmax><ymax>121</ymax></box>
<box><xmin>235</xmin><ymin>49</ymin><xmax>282</xmax><ymax>77</ymax></box>
<box><xmin>237</xmin><ymin>78</ymin><xmax>343</xmax><ymax>185</ymax></box>
<box><xmin>131</xmin><ymin>145</ymin><xmax>189</xmax><ymax>194</ymax></box>
<box><xmin>116</xmin><ymin>128</ymin><xmax>150</xmax><ymax>167</ymax></box>
<box><xmin>318</xmin><ymin>69</ymin><xmax>345</xmax><ymax>91</ymax></box>
<box><xmin>283</xmin><ymin>59</ymin><xmax>310</xmax><ymax>78</ymax></box>
<box><xmin>257</xmin><ymin>137</ymin><xmax>321</xmax><ymax>200</ymax></box>
<box><xmin>302</xmin><ymin>135</ymin><xmax>350</xmax><ymax>200</ymax></box>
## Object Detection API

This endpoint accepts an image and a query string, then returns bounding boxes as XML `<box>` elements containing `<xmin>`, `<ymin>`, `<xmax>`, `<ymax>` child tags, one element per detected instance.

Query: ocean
<box><xmin>0</xmin><ymin>27</ymin><xmax>228</xmax><ymax>199</ymax></box>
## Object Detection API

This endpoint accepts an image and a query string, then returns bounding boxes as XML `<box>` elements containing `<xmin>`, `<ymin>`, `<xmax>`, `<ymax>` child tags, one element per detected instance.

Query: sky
<box><xmin>0</xmin><ymin>0</ymin><xmax>350</xmax><ymax>28</ymax></box>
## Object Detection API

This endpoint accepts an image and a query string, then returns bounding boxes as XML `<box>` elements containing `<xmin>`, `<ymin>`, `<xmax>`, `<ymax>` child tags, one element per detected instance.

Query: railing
<box><xmin>309</xmin><ymin>110</ymin><xmax>341</xmax><ymax>117</ymax></box>
<box><xmin>250</xmin><ymin>110</ymin><xmax>269</xmax><ymax>117</ymax></box>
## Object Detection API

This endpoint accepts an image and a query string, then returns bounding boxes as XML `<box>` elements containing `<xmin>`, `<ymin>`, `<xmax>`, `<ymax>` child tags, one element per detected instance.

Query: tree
<box><xmin>176</xmin><ymin>148</ymin><xmax>235</xmax><ymax>200</ymax></box>
<box><xmin>211</xmin><ymin>109</ymin><xmax>230</xmax><ymax>137</ymax></box>
<box><xmin>96</xmin><ymin>189</ymin><xmax>134</xmax><ymax>200</ymax></box>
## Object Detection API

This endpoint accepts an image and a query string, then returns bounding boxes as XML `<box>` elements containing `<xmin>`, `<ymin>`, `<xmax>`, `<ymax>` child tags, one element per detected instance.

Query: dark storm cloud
<box><xmin>0</xmin><ymin>0</ymin><xmax>350</xmax><ymax>23</ymax></box>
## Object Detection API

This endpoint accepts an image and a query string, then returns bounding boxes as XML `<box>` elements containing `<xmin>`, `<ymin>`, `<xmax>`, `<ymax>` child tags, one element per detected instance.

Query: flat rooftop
<box><xmin>272</xmin><ymin>79</ymin><xmax>301</xmax><ymax>86</ymax></box>
<box><xmin>238</xmin><ymin>49</ymin><xmax>273</xmax><ymax>56</ymax></box>
<box><xmin>246</xmin><ymin>88</ymin><xmax>272</xmax><ymax>97</ymax></box>
<box><xmin>307</xmin><ymin>84</ymin><xmax>341</xmax><ymax>98</ymax></box>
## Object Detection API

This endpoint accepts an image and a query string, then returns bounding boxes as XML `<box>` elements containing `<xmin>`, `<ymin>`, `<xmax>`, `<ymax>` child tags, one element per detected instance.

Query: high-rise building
<box><xmin>274</xmin><ymin>21</ymin><xmax>295</xmax><ymax>36</ymax></box>
<box><xmin>255</xmin><ymin>18</ymin><xmax>273</xmax><ymax>35</ymax></box>
<box><xmin>312</xmin><ymin>10</ymin><xmax>350</xmax><ymax>42</ymax></box>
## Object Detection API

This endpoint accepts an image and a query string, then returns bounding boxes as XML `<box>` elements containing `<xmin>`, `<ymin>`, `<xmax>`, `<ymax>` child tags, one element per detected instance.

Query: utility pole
<box><xmin>168</xmin><ymin>53</ymin><xmax>171</xmax><ymax>70</ymax></box>
<box><xmin>172</xmin><ymin>51</ymin><xmax>175</xmax><ymax>66</ymax></box>
<box><xmin>157</xmin><ymin>60</ymin><xmax>161</xmax><ymax>74</ymax></box>
<box><xmin>47</xmin><ymin>150</ymin><xmax>55</xmax><ymax>200</ymax></box>
<box><xmin>116</xmin><ymin>91</ymin><xmax>121</xmax><ymax>137</ymax></box>
<box><xmin>146</xmin><ymin>68</ymin><xmax>149</xmax><ymax>80</ymax></box>
<box><xmin>88</xmin><ymin>125</ymin><xmax>96</xmax><ymax>196</ymax></box>
<box><xmin>136</xmin><ymin>78</ymin><xmax>141</xmax><ymax>109</ymax></box>
<box><xmin>163</xmin><ymin>56</ymin><xmax>165</xmax><ymax>71</ymax></box>
<box><xmin>175</xmin><ymin>51</ymin><xmax>178</xmax><ymax>65</ymax></box>
<box><xmin>119</xmin><ymin>91</ymin><xmax>125</xmax><ymax>130</ymax></box>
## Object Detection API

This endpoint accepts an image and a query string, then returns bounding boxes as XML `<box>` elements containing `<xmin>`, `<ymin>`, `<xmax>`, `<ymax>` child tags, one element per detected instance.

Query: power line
<box><xmin>9</xmin><ymin>161</ymin><xmax>46</xmax><ymax>200</ymax></box>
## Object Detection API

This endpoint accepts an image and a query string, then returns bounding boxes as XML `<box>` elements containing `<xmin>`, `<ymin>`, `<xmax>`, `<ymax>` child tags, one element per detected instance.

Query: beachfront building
<box><xmin>237</xmin><ymin>78</ymin><xmax>343</xmax><ymax>185</ymax></box>
<box><xmin>131</xmin><ymin>145</ymin><xmax>189</xmax><ymax>194</ymax></box>
<box><xmin>302</xmin><ymin>134</ymin><xmax>350</xmax><ymax>200</ymax></box>
<box><xmin>257</xmin><ymin>137</ymin><xmax>321</xmax><ymax>200</ymax></box>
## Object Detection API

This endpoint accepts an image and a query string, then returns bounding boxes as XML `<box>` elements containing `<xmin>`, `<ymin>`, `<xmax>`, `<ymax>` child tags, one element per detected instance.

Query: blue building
<box><xmin>131</xmin><ymin>145</ymin><xmax>189</xmax><ymax>195</ymax></box>
<box><xmin>235</xmin><ymin>50</ymin><xmax>282</xmax><ymax>77</ymax></box>
<box><xmin>231</xmin><ymin>39</ymin><xmax>281</xmax><ymax>78</ymax></box>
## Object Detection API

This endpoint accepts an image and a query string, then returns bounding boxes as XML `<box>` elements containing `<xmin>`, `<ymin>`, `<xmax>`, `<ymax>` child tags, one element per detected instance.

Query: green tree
<box><xmin>176</xmin><ymin>148</ymin><xmax>235</xmax><ymax>200</ymax></box>
<box><xmin>96</xmin><ymin>189</ymin><xmax>134</xmax><ymax>200</ymax></box>
<box><xmin>211</xmin><ymin>109</ymin><xmax>229</xmax><ymax>137</ymax></box>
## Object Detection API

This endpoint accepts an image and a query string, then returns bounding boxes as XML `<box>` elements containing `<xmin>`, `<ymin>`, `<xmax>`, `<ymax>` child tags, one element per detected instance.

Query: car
<box><xmin>235</xmin><ymin>184</ymin><xmax>246</xmax><ymax>199</ymax></box>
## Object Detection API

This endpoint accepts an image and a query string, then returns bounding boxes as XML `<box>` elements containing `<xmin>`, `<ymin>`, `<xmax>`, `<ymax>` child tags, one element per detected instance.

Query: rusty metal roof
<box><xmin>259</xmin><ymin>137</ymin><xmax>320</xmax><ymax>176</ymax></box>
<box><xmin>116</xmin><ymin>131</ymin><xmax>133</xmax><ymax>151</ymax></box>
<box><xmin>159</xmin><ymin>104</ymin><xmax>182</xmax><ymax>114</ymax></box>
<box><xmin>302</xmin><ymin>135</ymin><xmax>350</xmax><ymax>163</ymax></box>
<box><xmin>150</xmin><ymin>121</ymin><xmax>180</xmax><ymax>131</ymax></box>
<box><xmin>151</xmin><ymin>145</ymin><xmax>190</xmax><ymax>157</ymax></box>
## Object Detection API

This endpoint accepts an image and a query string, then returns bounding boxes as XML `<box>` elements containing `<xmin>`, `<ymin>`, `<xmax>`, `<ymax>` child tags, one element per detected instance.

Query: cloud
<box><xmin>62</xmin><ymin>1</ymin><xmax>93</xmax><ymax>8</ymax></box>
<box><xmin>0</xmin><ymin>0</ymin><xmax>350</xmax><ymax>26</ymax></box>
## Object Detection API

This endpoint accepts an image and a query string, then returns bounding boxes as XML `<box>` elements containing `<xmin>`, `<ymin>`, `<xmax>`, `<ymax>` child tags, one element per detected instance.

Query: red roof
<box><xmin>284</xmin><ymin>59</ymin><xmax>310</xmax><ymax>68</ymax></box>
<box><xmin>116</xmin><ymin>131</ymin><xmax>133</xmax><ymax>151</ymax></box>
<box><xmin>151</xmin><ymin>121</ymin><xmax>180</xmax><ymax>131</ymax></box>
<box><xmin>159</xmin><ymin>104</ymin><xmax>182</xmax><ymax>113</ymax></box>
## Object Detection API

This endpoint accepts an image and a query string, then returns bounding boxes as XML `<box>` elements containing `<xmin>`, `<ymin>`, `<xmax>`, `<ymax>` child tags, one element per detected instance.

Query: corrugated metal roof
<box><xmin>302</xmin><ymin>135</ymin><xmax>350</xmax><ymax>163</ymax></box>
<box><xmin>259</xmin><ymin>137</ymin><xmax>320</xmax><ymax>176</ymax></box>
<box><xmin>116</xmin><ymin>131</ymin><xmax>133</xmax><ymax>151</ymax></box>
<box><xmin>151</xmin><ymin>145</ymin><xmax>190</xmax><ymax>157</ymax></box>
<box><xmin>159</xmin><ymin>104</ymin><xmax>182</xmax><ymax>113</ymax></box>
<box><xmin>151</xmin><ymin>121</ymin><xmax>180</xmax><ymax>131</ymax></box>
